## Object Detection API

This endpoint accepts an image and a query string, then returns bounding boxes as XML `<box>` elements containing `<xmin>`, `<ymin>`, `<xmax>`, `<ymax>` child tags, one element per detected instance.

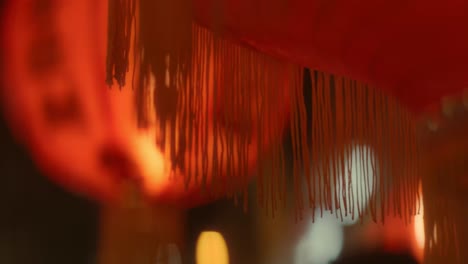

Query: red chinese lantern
<box><xmin>194</xmin><ymin>2</ymin><xmax>466</xmax><ymax>262</ymax></box>
<box><xmin>193</xmin><ymin>2</ymin><xmax>468</xmax><ymax>262</ymax></box>
<box><xmin>1</xmin><ymin>0</ymin><xmax>292</xmax><ymax>207</ymax></box>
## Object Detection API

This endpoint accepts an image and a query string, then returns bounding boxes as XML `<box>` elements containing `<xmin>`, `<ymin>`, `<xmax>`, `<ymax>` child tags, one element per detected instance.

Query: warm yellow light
<box><xmin>414</xmin><ymin>200</ymin><xmax>425</xmax><ymax>250</ymax></box>
<box><xmin>413</xmin><ymin>184</ymin><xmax>425</xmax><ymax>263</ymax></box>
<box><xmin>414</xmin><ymin>185</ymin><xmax>425</xmax><ymax>251</ymax></box>
<box><xmin>196</xmin><ymin>231</ymin><xmax>229</xmax><ymax>264</ymax></box>
<box><xmin>133</xmin><ymin>129</ymin><xmax>168</xmax><ymax>194</ymax></box>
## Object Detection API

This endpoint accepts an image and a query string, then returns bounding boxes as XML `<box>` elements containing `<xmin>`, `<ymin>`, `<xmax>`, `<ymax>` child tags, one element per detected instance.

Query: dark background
<box><xmin>0</xmin><ymin>107</ymin><xmax>99</xmax><ymax>264</ymax></box>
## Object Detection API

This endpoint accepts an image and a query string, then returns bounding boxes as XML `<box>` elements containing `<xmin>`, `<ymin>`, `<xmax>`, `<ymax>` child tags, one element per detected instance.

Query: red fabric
<box><xmin>194</xmin><ymin>0</ymin><xmax>468</xmax><ymax>115</ymax></box>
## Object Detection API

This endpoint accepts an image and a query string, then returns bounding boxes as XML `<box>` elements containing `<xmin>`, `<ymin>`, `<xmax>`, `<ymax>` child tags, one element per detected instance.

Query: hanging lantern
<box><xmin>1</xmin><ymin>0</ymin><xmax>292</xmax><ymax>207</ymax></box>
<box><xmin>189</xmin><ymin>2</ymin><xmax>468</xmax><ymax>262</ymax></box>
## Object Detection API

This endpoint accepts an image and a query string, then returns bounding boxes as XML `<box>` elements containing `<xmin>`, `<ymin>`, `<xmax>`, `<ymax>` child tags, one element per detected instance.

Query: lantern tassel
<box><xmin>106</xmin><ymin>0</ymin><xmax>136</xmax><ymax>87</ymax></box>
<box><xmin>420</xmin><ymin>110</ymin><xmax>468</xmax><ymax>264</ymax></box>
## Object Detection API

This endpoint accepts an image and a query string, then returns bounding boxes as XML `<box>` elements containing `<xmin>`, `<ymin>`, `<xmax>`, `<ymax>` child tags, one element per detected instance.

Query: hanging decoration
<box><xmin>418</xmin><ymin>96</ymin><xmax>468</xmax><ymax>264</ymax></box>
<box><xmin>1</xmin><ymin>0</ymin><xmax>292</xmax><ymax>208</ymax></box>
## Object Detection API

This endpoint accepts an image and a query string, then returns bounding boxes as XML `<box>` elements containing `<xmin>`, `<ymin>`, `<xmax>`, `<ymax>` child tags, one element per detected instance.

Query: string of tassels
<box><xmin>106</xmin><ymin>0</ymin><xmax>421</xmax><ymax>224</ymax></box>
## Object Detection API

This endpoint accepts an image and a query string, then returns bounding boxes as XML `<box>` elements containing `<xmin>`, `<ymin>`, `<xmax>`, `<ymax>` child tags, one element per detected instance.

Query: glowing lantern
<box><xmin>191</xmin><ymin>2</ymin><xmax>468</xmax><ymax>262</ymax></box>
<box><xmin>1</xmin><ymin>0</ymin><xmax>291</xmax><ymax>207</ymax></box>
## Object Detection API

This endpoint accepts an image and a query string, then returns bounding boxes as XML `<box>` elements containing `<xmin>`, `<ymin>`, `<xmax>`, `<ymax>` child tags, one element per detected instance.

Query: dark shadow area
<box><xmin>0</xmin><ymin>109</ymin><xmax>100</xmax><ymax>264</ymax></box>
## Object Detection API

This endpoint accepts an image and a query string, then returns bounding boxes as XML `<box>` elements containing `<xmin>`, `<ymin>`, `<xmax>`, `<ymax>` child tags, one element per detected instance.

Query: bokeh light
<box><xmin>336</xmin><ymin>145</ymin><xmax>377</xmax><ymax>226</ymax></box>
<box><xmin>414</xmin><ymin>195</ymin><xmax>425</xmax><ymax>250</ymax></box>
<box><xmin>156</xmin><ymin>243</ymin><xmax>182</xmax><ymax>264</ymax></box>
<box><xmin>294</xmin><ymin>210</ymin><xmax>344</xmax><ymax>264</ymax></box>
<box><xmin>196</xmin><ymin>231</ymin><xmax>229</xmax><ymax>264</ymax></box>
